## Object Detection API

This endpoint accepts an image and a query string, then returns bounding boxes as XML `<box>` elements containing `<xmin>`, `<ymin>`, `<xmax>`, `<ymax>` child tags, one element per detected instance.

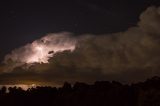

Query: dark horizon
<box><xmin>1</xmin><ymin>76</ymin><xmax>160</xmax><ymax>106</ymax></box>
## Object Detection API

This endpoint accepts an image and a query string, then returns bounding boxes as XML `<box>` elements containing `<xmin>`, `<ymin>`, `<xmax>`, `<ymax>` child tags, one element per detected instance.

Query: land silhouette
<box><xmin>1</xmin><ymin>76</ymin><xmax>160</xmax><ymax>106</ymax></box>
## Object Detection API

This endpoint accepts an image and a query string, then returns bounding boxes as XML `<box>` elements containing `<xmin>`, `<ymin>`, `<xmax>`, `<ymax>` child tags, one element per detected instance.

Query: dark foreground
<box><xmin>1</xmin><ymin>77</ymin><xmax>160</xmax><ymax>106</ymax></box>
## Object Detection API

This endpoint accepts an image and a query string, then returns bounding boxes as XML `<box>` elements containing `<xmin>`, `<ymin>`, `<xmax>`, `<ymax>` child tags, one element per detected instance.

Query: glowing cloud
<box><xmin>4</xmin><ymin>32</ymin><xmax>76</xmax><ymax>66</ymax></box>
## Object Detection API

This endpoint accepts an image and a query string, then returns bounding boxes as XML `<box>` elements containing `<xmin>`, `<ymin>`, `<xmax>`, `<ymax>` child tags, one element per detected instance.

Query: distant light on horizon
<box><xmin>0</xmin><ymin>84</ymin><xmax>37</xmax><ymax>92</ymax></box>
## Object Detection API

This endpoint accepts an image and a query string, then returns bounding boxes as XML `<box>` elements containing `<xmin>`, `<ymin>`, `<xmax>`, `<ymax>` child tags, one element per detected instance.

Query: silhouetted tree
<box><xmin>0</xmin><ymin>76</ymin><xmax>160</xmax><ymax>106</ymax></box>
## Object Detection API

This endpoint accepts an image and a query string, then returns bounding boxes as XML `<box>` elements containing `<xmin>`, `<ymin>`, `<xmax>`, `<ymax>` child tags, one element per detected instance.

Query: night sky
<box><xmin>0</xmin><ymin>0</ymin><xmax>160</xmax><ymax>86</ymax></box>
<box><xmin>0</xmin><ymin>0</ymin><xmax>159</xmax><ymax>58</ymax></box>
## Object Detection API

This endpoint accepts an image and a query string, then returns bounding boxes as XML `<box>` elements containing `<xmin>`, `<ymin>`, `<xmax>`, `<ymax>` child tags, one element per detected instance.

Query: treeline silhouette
<box><xmin>1</xmin><ymin>77</ymin><xmax>160</xmax><ymax>106</ymax></box>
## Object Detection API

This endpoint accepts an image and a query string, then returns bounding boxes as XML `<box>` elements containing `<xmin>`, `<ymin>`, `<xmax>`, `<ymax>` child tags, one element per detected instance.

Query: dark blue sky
<box><xmin>0</xmin><ymin>0</ymin><xmax>160</xmax><ymax>60</ymax></box>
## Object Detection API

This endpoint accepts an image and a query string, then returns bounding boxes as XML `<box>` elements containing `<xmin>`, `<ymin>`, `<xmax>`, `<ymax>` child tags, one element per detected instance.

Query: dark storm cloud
<box><xmin>1</xmin><ymin>6</ymin><xmax>160</xmax><ymax>85</ymax></box>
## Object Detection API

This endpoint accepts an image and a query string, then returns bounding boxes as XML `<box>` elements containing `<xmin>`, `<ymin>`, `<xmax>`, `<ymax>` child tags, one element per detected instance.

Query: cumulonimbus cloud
<box><xmin>3</xmin><ymin>32</ymin><xmax>77</xmax><ymax>71</ymax></box>
<box><xmin>1</xmin><ymin>6</ymin><xmax>160</xmax><ymax>84</ymax></box>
